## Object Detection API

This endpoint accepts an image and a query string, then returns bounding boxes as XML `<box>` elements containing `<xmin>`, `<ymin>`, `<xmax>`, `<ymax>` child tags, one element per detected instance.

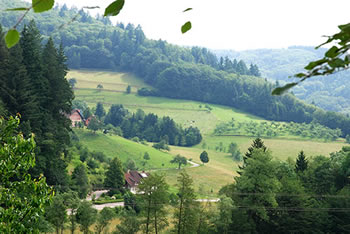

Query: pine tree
<box><xmin>173</xmin><ymin>171</ymin><xmax>199</xmax><ymax>234</ymax></box>
<box><xmin>72</xmin><ymin>164</ymin><xmax>90</xmax><ymax>199</ymax></box>
<box><xmin>238</xmin><ymin>138</ymin><xmax>267</xmax><ymax>175</ymax></box>
<box><xmin>104</xmin><ymin>157</ymin><xmax>125</xmax><ymax>195</ymax></box>
<box><xmin>20</xmin><ymin>21</ymin><xmax>46</xmax><ymax>134</ymax></box>
<box><xmin>295</xmin><ymin>150</ymin><xmax>308</xmax><ymax>172</ymax></box>
<box><xmin>138</xmin><ymin>174</ymin><xmax>169</xmax><ymax>234</ymax></box>
<box><xmin>38</xmin><ymin>38</ymin><xmax>73</xmax><ymax>186</ymax></box>
<box><xmin>95</xmin><ymin>102</ymin><xmax>106</xmax><ymax>119</ymax></box>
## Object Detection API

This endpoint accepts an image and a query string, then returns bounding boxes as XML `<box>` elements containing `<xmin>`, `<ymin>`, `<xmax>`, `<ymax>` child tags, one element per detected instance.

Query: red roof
<box><xmin>125</xmin><ymin>170</ymin><xmax>149</xmax><ymax>187</ymax></box>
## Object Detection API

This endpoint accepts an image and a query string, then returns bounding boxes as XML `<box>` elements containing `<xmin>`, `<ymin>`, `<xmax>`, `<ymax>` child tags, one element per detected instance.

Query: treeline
<box><xmin>0</xmin><ymin>23</ymin><xmax>73</xmax><ymax>187</ymax></box>
<box><xmin>214</xmin><ymin>119</ymin><xmax>342</xmax><ymax>141</ymax></box>
<box><xmin>0</xmin><ymin>1</ymin><xmax>261</xmax><ymax>77</ymax></box>
<box><xmin>82</xmin><ymin>102</ymin><xmax>202</xmax><ymax>147</ymax></box>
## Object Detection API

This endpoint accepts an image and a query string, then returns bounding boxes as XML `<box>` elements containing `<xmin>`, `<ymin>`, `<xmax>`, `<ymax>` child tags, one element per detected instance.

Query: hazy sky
<box><xmin>31</xmin><ymin>0</ymin><xmax>350</xmax><ymax>50</ymax></box>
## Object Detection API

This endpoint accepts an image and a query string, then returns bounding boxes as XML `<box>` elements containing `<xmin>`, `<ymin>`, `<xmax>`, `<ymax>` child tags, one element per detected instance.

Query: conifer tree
<box><xmin>138</xmin><ymin>173</ymin><xmax>169</xmax><ymax>234</ymax></box>
<box><xmin>295</xmin><ymin>150</ymin><xmax>308</xmax><ymax>172</ymax></box>
<box><xmin>238</xmin><ymin>138</ymin><xmax>267</xmax><ymax>175</ymax></box>
<box><xmin>104</xmin><ymin>156</ymin><xmax>125</xmax><ymax>195</ymax></box>
<box><xmin>173</xmin><ymin>171</ymin><xmax>199</xmax><ymax>234</ymax></box>
<box><xmin>72</xmin><ymin>164</ymin><xmax>90</xmax><ymax>199</ymax></box>
<box><xmin>95</xmin><ymin>102</ymin><xmax>106</xmax><ymax>119</ymax></box>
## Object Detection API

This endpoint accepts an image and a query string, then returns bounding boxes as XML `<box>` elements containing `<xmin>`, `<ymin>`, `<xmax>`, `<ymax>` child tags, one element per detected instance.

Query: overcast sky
<box><xmin>31</xmin><ymin>0</ymin><xmax>350</xmax><ymax>51</ymax></box>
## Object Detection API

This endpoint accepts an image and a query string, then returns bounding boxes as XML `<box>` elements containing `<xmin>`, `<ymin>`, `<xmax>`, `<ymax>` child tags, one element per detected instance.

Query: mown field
<box><xmin>69</xmin><ymin>69</ymin><xmax>347</xmax><ymax>197</ymax></box>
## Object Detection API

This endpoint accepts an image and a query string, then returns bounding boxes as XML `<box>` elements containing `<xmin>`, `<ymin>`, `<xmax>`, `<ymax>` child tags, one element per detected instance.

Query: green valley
<box><xmin>69</xmin><ymin>69</ymin><xmax>346</xmax><ymax>196</ymax></box>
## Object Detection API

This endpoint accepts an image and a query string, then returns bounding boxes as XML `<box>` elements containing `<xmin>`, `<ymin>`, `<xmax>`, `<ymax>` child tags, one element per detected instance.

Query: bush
<box><xmin>131</xmin><ymin>137</ymin><xmax>139</xmax><ymax>143</ymax></box>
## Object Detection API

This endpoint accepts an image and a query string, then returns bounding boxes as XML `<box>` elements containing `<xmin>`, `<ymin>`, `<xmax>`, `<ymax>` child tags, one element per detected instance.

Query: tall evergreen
<box><xmin>173</xmin><ymin>171</ymin><xmax>198</xmax><ymax>234</ymax></box>
<box><xmin>0</xmin><ymin>27</ymin><xmax>36</xmax><ymax>136</ymax></box>
<box><xmin>95</xmin><ymin>102</ymin><xmax>106</xmax><ymax>119</ymax></box>
<box><xmin>238</xmin><ymin>138</ymin><xmax>267</xmax><ymax>175</ymax></box>
<box><xmin>104</xmin><ymin>157</ymin><xmax>125</xmax><ymax>195</ymax></box>
<box><xmin>295</xmin><ymin>150</ymin><xmax>308</xmax><ymax>172</ymax></box>
<box><xmin>20</xmin><ymin>21</ymin><xmax>46</xmax><ymax>134</ymax></box>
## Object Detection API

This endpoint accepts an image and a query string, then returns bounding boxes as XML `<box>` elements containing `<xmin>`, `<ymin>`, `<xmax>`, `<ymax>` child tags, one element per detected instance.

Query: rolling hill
<box><xmin>69</xmin><ymin>69</ymin><xmax>346</xmax><ymax>196</ymax></box>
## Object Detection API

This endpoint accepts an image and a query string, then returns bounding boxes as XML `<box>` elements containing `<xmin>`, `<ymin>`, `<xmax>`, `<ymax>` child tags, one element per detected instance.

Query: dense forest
<box><xmin>0</xmin><ymin>23</ymin><xmax>73</xmax><ymax>187</ymax></box>
<box><xmin>215</xmin><ymin>47</ymin><xmax>350</xmax><ymax>114</ymax></box>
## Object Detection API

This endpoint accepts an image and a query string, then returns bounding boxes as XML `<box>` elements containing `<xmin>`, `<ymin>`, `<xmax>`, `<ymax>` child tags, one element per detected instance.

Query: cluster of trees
<box><xmin>4</xmin><ymin>116</ymin><xmax>350</xmax><ymax>233</ymax></box>
<box><xmin>94</xmin><ymin>103</ymin><xmax>202</xmax><ymax>147</ymax></box>
<box><xmin>43</xmin><ymin>192</ymin><xmax>116</xmax><ymax>234</ymax></box>
<box><xmin>220</xmin><ymin>138</ymin><xmax>350</xmax><ymax>233</ymax></box>
<box><xmin>216</xmin><ymin>47</ymin><xmax>350</xmax><ymax>114</ymax></box>
<box><xmin>214</xmin><ymin>119</ymin><xmax>342</xmax><ymax>141</ymax></box>
<box><xmin>0</xmin><ymin>22</ymin><xmax>74</xmax><ymax>187</ymax></box>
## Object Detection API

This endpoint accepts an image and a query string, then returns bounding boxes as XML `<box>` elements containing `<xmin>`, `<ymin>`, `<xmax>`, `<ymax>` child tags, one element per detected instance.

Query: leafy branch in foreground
<box><xmin>0</xmin><ymin>116</ymin><xmax>53</xmax><ymax>233</ymax></box>
<box><xmin>273</xmin><ymin>23</ymin><xmax>350</xmax><ymax>95</ymax></box>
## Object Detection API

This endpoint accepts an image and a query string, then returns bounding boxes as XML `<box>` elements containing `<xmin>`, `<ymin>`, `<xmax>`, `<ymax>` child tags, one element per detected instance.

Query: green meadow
<box><xmin>70</xmin><ymin>69</ymin><xmax>347</xmax><ymax>197</ymax></box>
<box><xmin>74</xmin><ymin>129</ymin><xmax>177</xmax><ymax>170</ymax></box>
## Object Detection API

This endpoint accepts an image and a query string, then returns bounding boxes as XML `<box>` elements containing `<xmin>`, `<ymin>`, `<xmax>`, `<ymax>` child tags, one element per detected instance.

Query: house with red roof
<box><xmin>124</xmin><ymin>170</ymin><xmax>149</xmax><ymax>194</ymax></box>
<box><xmin>69</xmin><ymin>109</ymin><xmax>85</xmax><ymax>127</ymax></box>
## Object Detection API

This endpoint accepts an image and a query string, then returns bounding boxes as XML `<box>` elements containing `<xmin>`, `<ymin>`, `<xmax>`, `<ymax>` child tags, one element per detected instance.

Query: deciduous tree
<box><xmin>0</xmin><ymin>116</ymin><xmax>53</xmax><ymax>233</ymax></box>
<box><xmin>76</xmin><ymin>201</ymin><xmax>97</xmax><ymax>234</ymax></box>
<box><xmin>200</xmin><ymin>150</ymin><xmax>209</xmax><ymax>165</ymax></box>
<box><xmin>171</xmin><ymin>154</ymin><xmax>188</xmax><ymax>169</ymax></box>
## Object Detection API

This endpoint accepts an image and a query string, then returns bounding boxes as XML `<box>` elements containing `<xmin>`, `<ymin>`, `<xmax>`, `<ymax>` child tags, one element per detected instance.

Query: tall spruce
<box><xmin>20</xmin><ymin>21</ymin><xmax>46</xmax><ymax>134</ymax></box>
<box><xmin>238</xmin><ymin>138</ymin><xmax>267</xmax><ymax>175</ymax></box>
<box><xmin>295</xmin><ymin>150</ymin><xmax>308</xmax><ymax>173</ymax></box>
<box><xmin>35</xmin><ymin>37</ymin><xmax>73</xmax><ymax>186</ymax></box>
<box><xmin>104</xmin><ymin>156</ymin><xmax>125</xmax><ymax>195</ymax></box>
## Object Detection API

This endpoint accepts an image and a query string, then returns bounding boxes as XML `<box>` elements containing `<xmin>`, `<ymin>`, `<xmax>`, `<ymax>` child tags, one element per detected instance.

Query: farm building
<box><xmin>69</xmin><ymin>109</ymin><xmax>85</xmax><ymax>127</ymax></box>
<box><xmin>125</xmin><ymin>170</ymin><xmax>149</xmax><ymax>194</ymax></box>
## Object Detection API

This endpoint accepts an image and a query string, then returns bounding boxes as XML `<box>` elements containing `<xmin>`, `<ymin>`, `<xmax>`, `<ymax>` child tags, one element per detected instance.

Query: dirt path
<box><xmin>86</xmin><ymin>190</ymin><xmax>108</xmax><ymax>201</ymax></box>
<box><xmin>92</xmin><ymin>202</ymin><xmax>124</xmax><ymax>210</ymax></box>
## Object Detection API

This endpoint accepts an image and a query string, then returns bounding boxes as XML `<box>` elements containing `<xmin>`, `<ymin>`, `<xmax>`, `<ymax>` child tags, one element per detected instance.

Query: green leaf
<box><xmin>328</xmin><ymin>58</ymin><xmax>345</xmax><ymax>68</ymax></box>
<box><xmin>5</xmin><ymin>29</ymin><xmax>20</xmax><ymax>49</ymax></box>
<box><xmin>304</xmin><ymin>58</ymin><xmax>327</xmax><ymax>70</ymax></box>
<box><xmin>5</xmin><ymin>7</ymin><xmax>28</xmax><ymax>11</ymax></box>
<box><xmin>32</xmin><ymin>0</ymin><xmax>54</xmax><ymax>13</ymax></box>
<box><xmin>295</xmin><ymin>73</ymin><xmax>306</xmax><ymax>78</ymax></box>
<box><xmin>271</xmin><ymin>82</ymin><xmax>298</xmax><ymax>96</ymax></box>
<box><xmin>325</xmin><ymin>46</ymin><xmax>339</xmax><ymax>58</ymax></box>
<box><xmin>104</xmin><ymin>0</ymin><xmax>125</xmax><ymax>17</ymax></box>
<box><xmin>181</xmin><ymin>21</ymin><xmax>192</xmax><ymax>34</ymax></box>
<box><xmin>183</xmin><ymin>8</ymin><xmax>193</xmax><ymax>12</ymax></box>
<box><xmin>338</xmin><ymin>23</ymin><xmax>350</xmax><ymax>32</ymax></box>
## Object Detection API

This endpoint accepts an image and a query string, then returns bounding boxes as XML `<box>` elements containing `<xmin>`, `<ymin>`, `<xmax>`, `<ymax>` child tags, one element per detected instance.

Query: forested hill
<box><xmin>215</xmin><ymin>47</ymin><xmax>350</xmax><ymax>114</ymax></box>
<box><xmin>2</xmin><ymin>0</ymin><xmax>350</xmax><ymax>137</ymax></box>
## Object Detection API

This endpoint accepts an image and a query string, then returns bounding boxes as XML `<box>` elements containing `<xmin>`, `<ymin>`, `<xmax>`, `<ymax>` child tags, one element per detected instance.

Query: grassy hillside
<box><xmin>74</xmin><ymin>129</ymin><xmax>177</xmax><ymax>170</ymax></box>
<box><xmin>70</xmin><ymin>69</ymin><xmax>346</xmax><ymax>197</ymax></box>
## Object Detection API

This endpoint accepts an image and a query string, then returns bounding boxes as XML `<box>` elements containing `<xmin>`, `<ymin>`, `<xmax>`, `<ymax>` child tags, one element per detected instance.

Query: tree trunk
<box><xmin>155</xmin><ymin>210</ymin><xmax>158</xmax><ymax>234</ymax></box>
<box><xmin>146</xmin><ymin>199</ymin><xmax>151</xmax><ymax>234</ymax></box>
